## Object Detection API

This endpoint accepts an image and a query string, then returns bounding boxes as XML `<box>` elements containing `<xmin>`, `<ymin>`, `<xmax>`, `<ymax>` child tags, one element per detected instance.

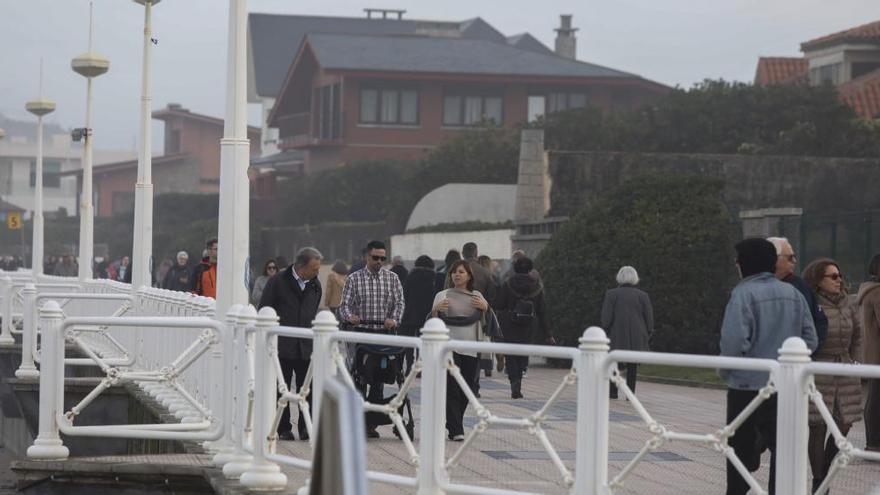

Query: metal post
<box><xmin>15</xmin><ymin>283</ymin><xmax>39</xmax><ymax>380</ymax></box>
<box><xmin>214</xmin><ymin>0</ymin><xmax>250</xmax><ymax>319</ymax></box>
<box><xmin>223</xmin><ymin>304</ymin><xmax>256</xmax><ymax>479</ymax></box>
<box><xmin>0</xmin><ymin>276</ymin><xmax>14</xmax><ymax>345</ymax></box>
<box><xmin>573</xmin><ymin>327</ymin><xmax>611</xmax><ymax>494</ymax></box>
<box><xmin>239</xmin><ymin>306</ymin><xmax>287</xmax><ymax>490</ymax></box>
<box><xmin>131</xmin><ymin>0</ymin><xmax>155</xmax><ymax>292</ymax></box>
<box><xmin>310</xmin><ymin>309</ymin><xmax>339</xmax><ymax>428</ymax></box>
<box><xmin>27</xmin><ymin>300</ymin><xmax>69</xmax><ymax>459</ymax></box>
<box><xmin>417</xmin><ymin>318</ymin><xmax>450</xmax><ymax>495</ymax></box>
<box><xmin>774</xmin><ymin>337</ymin><xmax>811</xmax><ymax>495</ymax></box>
<box><xmin>212</xmin><ymin>304</ymin><xmax>241</xmax><ymax>466</ymax></box>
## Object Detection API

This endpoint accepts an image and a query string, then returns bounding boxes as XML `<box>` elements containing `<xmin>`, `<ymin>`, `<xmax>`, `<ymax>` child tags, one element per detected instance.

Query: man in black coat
<box><xmin>258</xmin><ymin>247</ymin><xmax>323</xmax><ymax>441</ymax></box>
<box><xmin>399</xmin><ymin>255</ymin><xmax>436</xmax><ymax>373</ymax></box>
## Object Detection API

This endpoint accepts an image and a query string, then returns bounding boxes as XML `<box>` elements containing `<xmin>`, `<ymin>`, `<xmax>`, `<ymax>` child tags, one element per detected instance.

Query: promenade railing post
<box><xmin>0</xmin><ymin>276</ymin><xmax>15</xmax><ymax>345</ymax></box>
<box><xmin>212</xmin><ymin>304</ymin><xmax>241</xmax><ymax>466</ymax></box>
<box><xmin>774</xmin><ymin>337</ymin><xmax>811</xmax><ymax>495</ymax></box>
<box><xmin>310</xmin><ymin>309</ymin><xmax>339</xmax><ymax>428</ymax></box>
<box><xmin>15</xmin><ymin>283</ymin><xmax>39</xmax><ymax>380</ymax></box>
<box><xmin>27</xmin><ymin>300</ymin><xmax>69</xmax><ymax>459</ymax></box>
<box><xmin>417</xmin><ymin>318</ymin><xmax>450</xmax><ymax>495</ymax></box>
<box><xmin>223</xmin><ymin>304</ymin><xmax>256</xmax><ymax>479</ymax></box>
<box><xmin>239</xmin><ymin>306</ymin><xmax>287</xmax><ymax>490</ymax></box>
<box><xmin>574</xmin><ymin>326</ymin><xmax>611</xmax><ymax>495</ymax></box>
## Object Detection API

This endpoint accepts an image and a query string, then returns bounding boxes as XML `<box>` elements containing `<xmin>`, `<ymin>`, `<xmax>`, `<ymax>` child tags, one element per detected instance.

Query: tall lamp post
<box><xmin>26</xmin><ymin>64</ymin><xmax>56</xmax><ymax>276</ymax></box>
<box><xmin>131</xmin><ymin>0</ymin><xmax>160</xmax><ymax>291</ymax></box>
<box><xmin>71</xmin><ymin>1</ymin><xmax>109</xmax><ymax>281</ymax></box>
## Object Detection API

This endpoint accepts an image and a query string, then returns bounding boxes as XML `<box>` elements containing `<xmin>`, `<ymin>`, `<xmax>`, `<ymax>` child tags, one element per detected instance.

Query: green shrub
<box><xmin>536</xmin><ymin>174</ymin><xmax>735</xmax><ymax>354</ymax></box>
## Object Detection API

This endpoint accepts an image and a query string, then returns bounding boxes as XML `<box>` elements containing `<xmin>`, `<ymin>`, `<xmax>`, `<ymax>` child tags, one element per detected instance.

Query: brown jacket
<box><xmin>809</xmin><ymin>291</ymin><xmax>863</xmax><ymax>426</ymax></box>
<box><xmin>324</xmin><ymin>272</ymin><xmax>346</xmax><ymax>310</ymax></box>
<box><xmin>857</xmin><ymin>281</ymin><xmax>880</xmax><ymax>366</ymax></box>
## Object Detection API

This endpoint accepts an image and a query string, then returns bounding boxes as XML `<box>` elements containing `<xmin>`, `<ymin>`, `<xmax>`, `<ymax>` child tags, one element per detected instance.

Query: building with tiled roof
<box><xmin>755</xmin><ymin>19</ymin><xmax>880</xmax><ymax>119</ymax></box>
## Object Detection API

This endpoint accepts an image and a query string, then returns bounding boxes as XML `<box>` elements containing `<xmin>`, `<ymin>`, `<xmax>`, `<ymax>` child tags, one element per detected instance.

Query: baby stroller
<box><xmin>350</xmin><ymin>322</ymin><xmax>416</xmax><ymax>440</ymax></box>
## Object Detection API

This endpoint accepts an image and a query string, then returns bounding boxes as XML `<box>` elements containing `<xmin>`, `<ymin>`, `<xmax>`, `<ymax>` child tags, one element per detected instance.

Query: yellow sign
<box><xmin>7</xmin><ymin>212</ymin><xmax>21</xmax><ymax>230</ymax></box>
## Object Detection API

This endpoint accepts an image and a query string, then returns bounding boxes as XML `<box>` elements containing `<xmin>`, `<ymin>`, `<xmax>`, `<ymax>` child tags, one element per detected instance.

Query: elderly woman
<box><xmin>803</xmin><ymin>259</ymin><xmax>863</xmax><ymax>491</ymax></box>
<box><xmin>431</xmin><ymin>260</ymin><xmax>489</xmax><ymax>441</ymax></box>
<box><xmin>858</xmin><ymin>254</ymin><xmax>880</xmax><ymax>452</ymax></box>
<box><xmin>601</xmin><ymin>266</ymin><xmax>654</xmax><ymax>399</ymax></box>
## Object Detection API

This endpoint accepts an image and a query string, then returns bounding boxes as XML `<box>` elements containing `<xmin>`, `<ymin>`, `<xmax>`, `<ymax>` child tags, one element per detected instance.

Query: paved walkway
<box><xmin>274</xmin><ymin>366</ymin><xmax>880</xmax><ymax>494</ymax></box>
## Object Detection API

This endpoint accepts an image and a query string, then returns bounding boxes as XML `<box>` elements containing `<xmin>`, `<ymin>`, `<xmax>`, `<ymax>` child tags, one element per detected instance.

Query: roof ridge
<box><xmin>801</xmin><ymin>19</ymin><xmax>880</xmax><ymax>50</ymax></box>
<box><xmin>248</xmin><ymin>11</ymin><xmax>465</xmax><ymax>27</ymax></box>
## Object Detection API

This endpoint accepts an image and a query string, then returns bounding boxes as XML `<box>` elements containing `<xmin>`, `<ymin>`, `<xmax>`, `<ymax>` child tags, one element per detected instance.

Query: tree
<box><xmin>536</xmin><ymin>174</ymin><xmax>735</xmax><ymax>354</ymax></box>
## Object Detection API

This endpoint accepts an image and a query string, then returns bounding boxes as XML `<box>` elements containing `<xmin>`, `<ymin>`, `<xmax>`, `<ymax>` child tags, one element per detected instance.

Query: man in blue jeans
<box><xmin>720</xmin><ymin>238</ymin><xmax>817</xmax><ymax>495</ymax></box>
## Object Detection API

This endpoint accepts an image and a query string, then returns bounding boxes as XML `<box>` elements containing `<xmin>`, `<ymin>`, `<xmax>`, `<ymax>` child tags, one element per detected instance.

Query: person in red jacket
<box><xmin>191</xmin><ymin>239</ymin><xmax>217</xmax><ymax>298</ymax></box>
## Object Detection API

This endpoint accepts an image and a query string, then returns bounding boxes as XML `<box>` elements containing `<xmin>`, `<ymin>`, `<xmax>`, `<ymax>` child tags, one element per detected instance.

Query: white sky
<box><xmin>0</xmin><ymin>0</ymin><xmax>876</xmax><ymax>152</ymax></box>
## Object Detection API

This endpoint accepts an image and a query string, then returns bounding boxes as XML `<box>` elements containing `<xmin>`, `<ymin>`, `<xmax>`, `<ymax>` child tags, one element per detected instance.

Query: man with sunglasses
<box><xmin>338</xmin><ymin>240</ymin><xmax>405</xmax><ymax>438</ymax></box>
<box><xmin>768</xmin><ymin>237</ymin><xmax>828</xmax><ymax>352</ymax></box>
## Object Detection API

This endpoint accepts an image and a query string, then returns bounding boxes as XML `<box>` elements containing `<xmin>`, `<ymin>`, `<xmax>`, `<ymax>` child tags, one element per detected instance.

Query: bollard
<box><xmin>239</xmin><ymin>306</ymin><xmax>287</xmax><ymax>491</ymax></box>
<box><xmin>417</xmin><ymin>318</ymin><xmax>450</xmax><ymax>495</ymax></box>
<box><xmin>15</xmin><ymin>284</ymin><xmax>39</xmax><ymax>380</ymax></box>
<box><xmin>26</xmin><ymin>301</ymin><xmax>69</xmax><ymax>459</ymax></box>
<box><xmin>310</xmin><ymin>310</ymin><xmax>339</xmax><ymax>429</ymax></box>
<box><xmin>223</xmin><ymin>304</ymin><xmax>256</xmax><ymax>479</ymax></box>
<box><xmin>212</xmin><ymin>304</ymin><xmax>241</xmax><ymax>466</ymax></box>
<box><xmin>774</xmin><ymin>337</ymin><xmax>811</xmax><ymax>495</ymax></box>
<box><xmin>573</xmin><ymin>327</ymin><xmax>611</xmax><ymax>495</ymax></box>
<box><xmin>0</xmin><ymin>276</ymin><xmax>15</xmax><ymax>345</ymax></box>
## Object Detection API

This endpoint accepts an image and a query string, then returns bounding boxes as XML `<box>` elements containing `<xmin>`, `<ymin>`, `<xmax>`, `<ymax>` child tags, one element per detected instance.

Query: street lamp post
<box><xmin>26</xmin><ymin>63</ymin><xmax>56</xmax><ymax>276</ymax></box>
<box><xmin>71</xmin><ymin>1</ymin><xmax>109</xmax><ymax>281</ymax></box>
<box><xmin>131</xmin><ymin>0</ymin><xmax>160</xmax><ymax>291</ymax></box>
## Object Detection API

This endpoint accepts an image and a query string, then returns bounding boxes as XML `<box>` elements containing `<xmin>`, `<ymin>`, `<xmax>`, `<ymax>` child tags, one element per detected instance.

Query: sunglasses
<box><xmin>371</xmin><ymin>255</ymin><xmax>387</xmax><ymax>262</ymax></box>
<box><xmin>267</xmin><ymin>265</ymin><xmax>277</xmax><ymax>271</ymax></box>
<box><xmin>823</xmin><ymin>273</ymin><xmax>843</xmax><ymax>281</ymax></box>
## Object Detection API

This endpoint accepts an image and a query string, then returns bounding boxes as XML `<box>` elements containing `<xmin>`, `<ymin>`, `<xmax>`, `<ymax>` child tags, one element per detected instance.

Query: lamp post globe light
<box><xmin>131</xmin><ymin>0</ymin><xmax>160</xmax><ymax>292</ymax></box>
<box><xmin>25</xmin><ymin>69</ymin><xmax>56</xmax><ymax>275</ymax></box>
<box><xmin>71</xmin><ymin>1</ymin><xmax>109</xmax><ymax>281</ymax></box>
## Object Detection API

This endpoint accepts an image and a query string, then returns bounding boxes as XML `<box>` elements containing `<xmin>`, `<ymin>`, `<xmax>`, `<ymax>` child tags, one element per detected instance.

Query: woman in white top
<box><xmin>431</xmin><ymin>259</ymin><xmax>489</xmax><ymax>441</ymax></box>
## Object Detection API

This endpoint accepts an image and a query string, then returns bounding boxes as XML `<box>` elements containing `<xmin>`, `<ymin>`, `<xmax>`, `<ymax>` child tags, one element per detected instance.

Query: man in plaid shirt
<box><xmin>338</xmin><ymin>240</ymin><xmax>405</xmax><ymax>437</ymax></box>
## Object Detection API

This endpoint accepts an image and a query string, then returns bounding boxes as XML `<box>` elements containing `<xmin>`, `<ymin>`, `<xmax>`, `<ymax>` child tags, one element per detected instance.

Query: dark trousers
<box><xmin>446</xmin><ymin>353</ymin><xmax>478</xmax><ymax>437</ymax></box>
<box><xmin>609</xmin><ymin>363</ymin><xmax>638</xmax><ymax>398</ymax></box>
<box><xmin>278</xmin><ymin>357</ymin><xmax>311</xmax><ymax>437</ymax></box>
<box><xmin>506</xmin><ymin>355</ymin><xmax>530</xmax><ymax>383</ymax></box>
<box><xmin>726</xmin><ymin>389</ymin><xmax>777</xmax><ymax>495</ymax></box>
<box><xmin>866</xmin><ymin>379</ymin><xmax>880</xmax><ymax>449</ymax></box>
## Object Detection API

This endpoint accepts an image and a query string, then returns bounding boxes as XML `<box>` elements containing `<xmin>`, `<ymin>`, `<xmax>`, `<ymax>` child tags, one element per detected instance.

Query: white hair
<box><xmin>766</xmin><ymin>237</ymin><xmax>790</xmax><ymax>256</ymax></box>
<box><xmin>616</xmin><ymin>266</ymin><xmax>639</xmax><ymax>285</ymax></box>
<box><xmin>177</xmin><ymin>251</ymin><xmax>189</xmax><ymax>260</ymax></box>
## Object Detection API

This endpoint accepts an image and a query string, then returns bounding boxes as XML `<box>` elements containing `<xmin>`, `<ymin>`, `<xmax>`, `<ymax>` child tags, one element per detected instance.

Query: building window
<box><xmin>852</xmin><ymin>62</ymin><xmax>880</xmax><ymax>80</ymax></box>
<box><xmin>442</xmin><ymin>93</ymin><xmax>503</xmax><ymax>126</ymax></box>
<box><xmin>527</xmin><ymin>95</ymin><xmax>546</xmax><ymax>122</ymax></box>
<box><xmin>165</xmin><ymin>129</ymin><xmax>181</xmax><ymax>154</ymax></box>
<box><xmin>359</xmin><ymin>87</ymin><xmax>418</xmax><ymax>125</ymax></box>
<box><xmin>810</xmin><ymin>63</ymin><xmax>842</xmax><ymax>86</ymax></box>
<box><xmin>546</xmin><ymin>92</ymin><xmax>588</xmax><ymax>113</ymax></box>
<box><xmin>30</xmin><ymin>160</ymin><xmax>61</xmax><ymax>188</ymax></box>
<box><xmin>315</xmin><ymin>83</ymin><xmax>342</xmax><ymax>139</ymax></box>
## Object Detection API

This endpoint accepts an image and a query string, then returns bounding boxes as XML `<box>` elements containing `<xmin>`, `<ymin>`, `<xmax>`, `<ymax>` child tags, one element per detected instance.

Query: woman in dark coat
<box><xmin>601</xmin><ymin>266</ymin><xmax>653</xmax><ymax>399</ymax></box>
<box><xmin>495</xmin><ymin>256</ymin><xmax>554</xmax><ymax>399</ymax></box>
<box><xmin>399</xmin><ymin>255</ymin><xmax>436</xmax><ymax>373</ymax></box>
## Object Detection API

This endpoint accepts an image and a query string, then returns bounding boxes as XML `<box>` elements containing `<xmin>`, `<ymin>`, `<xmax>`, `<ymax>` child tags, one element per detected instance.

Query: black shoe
<box><xmin>298</xmin><ymin>430</ymin><xmax>309</xmax><ymax>441</ymax></box>
<box><xmin>278</xmin><ymin>430</ymin><xmax>296</xmax><ymax>441</ymax></box>
<box><xmin>366</xmin><ymin>428</ymin><xmax>380</xmax><ymax>439</ymax></box>
<box><xmin>511</xmin><ymin>391</ymin><xmax>523</xmax><ymax>399</ymax></box>
<box><xmin>510</xmin><ymin>380</ymin><xmax>523</xmax><ymax>399</ymax></box>
<box><xmin>812</xmin><ymin>478</ymin><xmax>824</xmax><ymax>494</ymax></box>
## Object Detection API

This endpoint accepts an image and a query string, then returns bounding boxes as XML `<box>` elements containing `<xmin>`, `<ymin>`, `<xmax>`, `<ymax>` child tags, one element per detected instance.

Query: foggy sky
<box><xmin>0</xmin><ymin>0</ymin><xmax>876</xmax><ymax>152</ymax></box>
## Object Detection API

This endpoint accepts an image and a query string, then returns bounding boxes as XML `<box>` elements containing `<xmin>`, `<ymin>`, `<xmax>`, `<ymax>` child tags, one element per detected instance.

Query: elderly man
<box><xmin>259</xmin><ymin>247</ymin><xmax>323</xmax><ymax>441</ymax></box>
<box><xmin>162</xmin><ymin>251</ymin><xmax>192</xmax><ymax>292</ymax></box>
<box><xmin>720</xmin><ymin>238</ymin><xmax>818</xmax><ymax>495</ymax></box>
<box><xmin>767</xmin><ymin>237</ymin><xmax>827</xmax><ymax>350</ymax></box>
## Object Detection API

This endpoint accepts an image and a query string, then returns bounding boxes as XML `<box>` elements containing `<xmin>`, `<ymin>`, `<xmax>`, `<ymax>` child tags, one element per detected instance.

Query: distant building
<box><xmin>249</xmin><ymin>11</ymin><xmax>669</xmax><ymax>173</ymax></box>
<box><xmin>60</xmin><ymin>104</ymin><xmax>260</xmax><ymax>218</ymax></box>
<box><xmin>755</xmin><ymin>20</ymin><xmax>880</xmax><ymax>118</ymax></box>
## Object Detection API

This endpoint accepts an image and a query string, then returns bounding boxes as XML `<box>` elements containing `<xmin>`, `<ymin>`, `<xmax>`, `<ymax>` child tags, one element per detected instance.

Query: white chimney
<box><xmin>554</xmin><ymin>14</ymin><xmax>578</xmax><ymax>60</ymax></box>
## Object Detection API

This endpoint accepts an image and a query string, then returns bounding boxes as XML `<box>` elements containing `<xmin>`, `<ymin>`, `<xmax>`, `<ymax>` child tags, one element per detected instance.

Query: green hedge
<box><xmin>536</xmin><ymin>174</ymin><xmax>736</xmax><ymax>354</ymax></box>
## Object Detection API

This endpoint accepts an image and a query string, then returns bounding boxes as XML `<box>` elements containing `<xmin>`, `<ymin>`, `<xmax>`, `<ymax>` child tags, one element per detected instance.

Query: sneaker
<box><xmin>450</xmin><ymin>434</ymin><xmax>465</xmax><ymax>442</ymax></box>
<box><xmin>366</xmin><ymin>428</ymin><xmax>380</xmax><ymax>439</ymax></box>
<box><xmin>277</xmin><ymin>431</ymin><xmax>296</xmax><ymax>441</ymax></box>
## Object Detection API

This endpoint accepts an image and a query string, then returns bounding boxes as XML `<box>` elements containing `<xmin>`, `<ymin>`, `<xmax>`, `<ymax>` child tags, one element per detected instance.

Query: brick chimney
<box><xmin>554</xmin><ymin>15</ymin><xmax>578</xmax><ymax>60</ymax></box>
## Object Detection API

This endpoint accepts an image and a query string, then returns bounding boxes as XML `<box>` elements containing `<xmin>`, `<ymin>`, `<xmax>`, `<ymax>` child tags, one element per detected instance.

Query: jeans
<box><xmin>726</xmin><ymin>389</ymin><xmax>777</xmax><ymax>495</ymax></box>
<box><xmin>506</xmin><ymin>355</ymin><xmax>530</xmax><ymax>383</ymax></box>
<box><xmin>446</xmin><ymin>353</ymin><xmax>478</xmax><ymax>437</ymax></box>
<box><xmin>278</xmin><ymin>357</ymin><xmax>311</xmax><ymax>437</ymax></box>
<box><xmin>609</xmin><ymin>363</ymin><xmax>638</xmax><ymax>398</ymax></box>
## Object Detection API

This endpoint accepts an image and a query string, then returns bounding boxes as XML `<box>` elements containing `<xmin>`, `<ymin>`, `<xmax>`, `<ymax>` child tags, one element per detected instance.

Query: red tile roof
<box><xmin>801</xmin><ymin>20</ymin><xmax>880</xmax><ymax>51</ymax></box>
<box><xmin>838</xmin><ymin>69</ymin><xmax>880</xmax><ymax>119</ymax></box>
<box><xmin>754</xmin><ymin>57</ymin><xmax>808</xmax><ymax>85</ymax></box>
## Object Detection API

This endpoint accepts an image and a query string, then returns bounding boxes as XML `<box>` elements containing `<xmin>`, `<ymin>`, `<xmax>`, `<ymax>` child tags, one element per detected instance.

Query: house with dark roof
<box><xmin>251</xmin><ymin>11</ymin><xmax>668</xmax><ymax>173</ymax></box>
<box><xmin>755</xmin><ymin>20</ymin><xmax>880</xmax><ymax>119</ymax></box>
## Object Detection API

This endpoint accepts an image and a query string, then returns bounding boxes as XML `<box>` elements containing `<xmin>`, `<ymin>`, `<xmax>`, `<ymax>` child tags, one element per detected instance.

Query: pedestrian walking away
<box><xmin>400</xmin><ymin>255</ymin><xmax>437</xmax><ymax>374</ymax></box>
<box><xmin>601</xmin><ymin>265</ymin><xmax>653</xmax><ymax>399</ymax></box>
<box><xmin>858</xmin><ymin>253</ymin><xmax>880</xmax><ymax>453</ymax></box>
<box><xmin>324</xmin><ymin>259</ymin><xmax>348</xmax><ymax>312</ymax></box>
<box><xmin>258</xmin><ymin>247</ymin><xmax>323</xmax><ymax>441</ymax></box>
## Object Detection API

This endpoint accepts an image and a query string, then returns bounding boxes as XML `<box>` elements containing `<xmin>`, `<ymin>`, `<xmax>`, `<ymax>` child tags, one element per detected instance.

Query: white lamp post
<box><xmin>25</xmin><ymin>63</ymin><xmax>56</xmax><ymax>276</ymax></box>
<box><xmin>71</xmin><ymin>1</ymin><xmax>109</xmax><ymax>281</ymax></box>
<box><xmin>131</xmin><ymin>0</ymin><xmax>160</xmax><ymax>291</ymax></box>
<box><xmin>214</xmin><ymin>0</ymin><xmax>251</xmax><ymax>320</ymax></box>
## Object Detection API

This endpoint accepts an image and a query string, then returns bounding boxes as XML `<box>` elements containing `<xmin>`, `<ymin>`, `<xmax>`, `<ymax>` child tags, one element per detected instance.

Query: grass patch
<box><xmin>637</xmin><ymin>364</ymin><xmax>725</xmax><ymax>386</ymax></box>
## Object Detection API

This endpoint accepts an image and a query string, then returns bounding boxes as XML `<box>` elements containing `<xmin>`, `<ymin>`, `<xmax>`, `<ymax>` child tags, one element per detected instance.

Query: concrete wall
<box><xmin>391</xmin><ymin>229</ymin><xmax>515</xmax><ymax>261</ymax></box>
